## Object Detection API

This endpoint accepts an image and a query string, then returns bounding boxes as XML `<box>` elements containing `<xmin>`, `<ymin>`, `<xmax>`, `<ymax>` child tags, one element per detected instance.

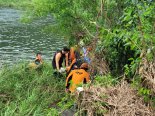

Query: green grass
<box><xmin>1</xmin><ymin>62</ymin><xmax>153</xmax><ymax>115</ymax></box>
<box><xmin>0</xmin><ymin>62</ymin><xmax>66</xmax><ymax>116</ymax></box>
<box><xmin>94</xmin><ymin>74</ymin><xmax>118</xmax><ymax>87</ymax></box>
<box><xmin>0</xmin><ymin>0</ymin><xmax>32</xmax><ymax>9</ymax></box>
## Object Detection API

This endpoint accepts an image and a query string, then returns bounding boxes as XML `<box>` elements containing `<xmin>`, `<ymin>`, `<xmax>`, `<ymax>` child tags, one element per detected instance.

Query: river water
<box><xmin>0</xmin><ymin>8</ymin><xmax>66</xmax><ymax>67</ymax></box>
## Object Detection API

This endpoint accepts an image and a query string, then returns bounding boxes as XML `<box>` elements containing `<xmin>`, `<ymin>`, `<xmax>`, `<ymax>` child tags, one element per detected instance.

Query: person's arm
<box><xmin>66</xmin><ymin>71</ymin><xmax>73</xmax><ymax>89</ymax></box>
<box><xmin>84</xmin><ymin>73</ymin><xmax>90</xmax><ymax>84</ymax></box>
<box><xmin>66</xmin><ymin>59</ymin><xmax>76</xmax><ymax>73</ymax></box>
<box><xmin>65</xmin><ymin>53</ymin><xmax>69</xmax><ymax>67</ymax></box>
<box><xmin>55</xmin><ymin>53</ymin><xmax>61</xmax><ymax>71</ymax></box>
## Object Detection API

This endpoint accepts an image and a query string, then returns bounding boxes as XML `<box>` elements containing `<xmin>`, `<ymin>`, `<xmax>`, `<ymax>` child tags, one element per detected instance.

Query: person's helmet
<box><xmin>80</xmin><ymin>63</ymin><xmax>88</xmax><ymax>69</ymax></box>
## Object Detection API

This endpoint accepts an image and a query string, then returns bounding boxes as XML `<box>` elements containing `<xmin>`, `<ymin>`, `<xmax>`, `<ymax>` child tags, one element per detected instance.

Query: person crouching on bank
<box><xmin>52</xmin><ymin>47</ymin><xmax>70</xmax><ymax>76</ymax></box>
<box><xmin>65</xmin><ymin>63</ymin><xmax>90</xmax><ymax>93</ymax></box>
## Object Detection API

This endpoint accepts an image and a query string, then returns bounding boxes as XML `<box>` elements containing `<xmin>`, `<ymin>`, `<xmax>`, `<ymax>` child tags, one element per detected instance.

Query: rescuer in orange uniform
<box><xmin>65</xmin><ymin>63</ymin><xmax>90</xmax><ymax>93</ymax></box>
<box><xmin>66</xmin><ymin>46</ymin><xmax>82</xmax><ymax>76</ymax></box>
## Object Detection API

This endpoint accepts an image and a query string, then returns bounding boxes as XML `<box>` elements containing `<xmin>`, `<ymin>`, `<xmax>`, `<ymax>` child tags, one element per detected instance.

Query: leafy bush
<box><xmin>131</xmin><ymin>77</ymin><xmax>155</xmax><ymax>105</ymax></box>
<box><xmin>94</xmin><ymin>74</ymin><xmax>118</xmax><ymax>87</ymax></box>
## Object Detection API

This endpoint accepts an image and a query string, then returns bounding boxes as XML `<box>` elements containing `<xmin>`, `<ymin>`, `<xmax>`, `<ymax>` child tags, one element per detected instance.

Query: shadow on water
<box><xmin>0</xmin><ymin>8</ymin><xmax>67</xmax><ymax>67</ymax></box>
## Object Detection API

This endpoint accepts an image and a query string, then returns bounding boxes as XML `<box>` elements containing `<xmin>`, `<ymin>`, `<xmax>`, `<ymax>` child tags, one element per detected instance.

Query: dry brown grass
<box><xmin>76</xmin><ymin>81</ymin><xmax>154</xmax><ymax>116</ymax></box>
<box><xmin>88</xmin><ymin>49</ymin><xmax>109</xmax><ymax>76</ymax></box>
<box><xmin>139</xmin><ymin>57</ymin><xmax>155</xmax><ymax>93</ymax></box>
<box><xmin>90</xmin><ymin>52</ymin><xmax>109</xmax><ymax>75</ymax></box>
<box><xmin>85</xmin><ymin>38</ymin><xmax>109</xmax><ymax>76</ymax></box>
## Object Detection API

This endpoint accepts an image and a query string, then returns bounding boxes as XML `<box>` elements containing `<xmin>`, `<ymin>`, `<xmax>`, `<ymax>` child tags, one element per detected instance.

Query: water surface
<box><xmin>0</xmin><ymin>8</ymin><xmax>66</xmax><ymax>67</ymax></box>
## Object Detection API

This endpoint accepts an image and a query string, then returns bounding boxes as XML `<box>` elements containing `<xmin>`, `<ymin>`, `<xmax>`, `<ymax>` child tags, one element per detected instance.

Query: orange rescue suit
<box><xmin>69</xmin><ymin>47</ymin><xmax>76</xmax><ymax>62</ymax></box>
<box><xmin>66</xmin><ymin>69</ymin><xmax>90</xmax><ymax>93</ymax></box>
<box><xmin>66</xmin><ymin>47</ymin><xmax>77</xmax><ymax>74</ymax></box>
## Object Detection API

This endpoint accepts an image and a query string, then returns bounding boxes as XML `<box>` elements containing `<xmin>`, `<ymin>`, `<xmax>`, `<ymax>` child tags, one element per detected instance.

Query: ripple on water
<box><xmin>0</xmin><ymin>8</ymin><xmax>67</xmax><ymax>67</ymax></box>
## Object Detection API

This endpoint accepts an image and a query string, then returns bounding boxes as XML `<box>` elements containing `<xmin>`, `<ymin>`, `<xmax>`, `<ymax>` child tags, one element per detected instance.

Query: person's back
<box><xmin>68</xmin><ymin>46</ymin><xmax>81</xmax><ymax>63</ymax></box>
<box><xmin>52</xmin><ymin>47</ymin><xmax>70</xmax><ymax>70</ymax></box>
<box><xmin>66</xmin><ymin>46</ymin><xmax>82</xmax><ymax>76</ymax></box>
<box><xmin>52</xmin><ymin>50</ymin><xmax>65</xmax><ymax>69</ymax></box>
<box><xmin>69</xmin><ymin>47</ymin><xmax>76</xmax><ymax>62</ymax></box>
<box><xmin>66</xmin><ymin>68</ymin><xmax>90</xmax><ymax>93</ymax></box>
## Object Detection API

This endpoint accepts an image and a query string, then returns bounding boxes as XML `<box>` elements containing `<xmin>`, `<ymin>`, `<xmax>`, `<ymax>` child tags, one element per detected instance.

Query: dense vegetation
<box><xmin>0</xmin><ymin>0</ymin><xmax>155</xmax><ymax>115</ymax></box>
<box><xmin>20</xmin><ymin>0</ymin><xmax>155</xmax><ymax>74</ymax></box>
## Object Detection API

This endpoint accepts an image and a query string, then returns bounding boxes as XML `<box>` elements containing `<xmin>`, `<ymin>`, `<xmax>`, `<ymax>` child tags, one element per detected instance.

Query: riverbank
<box><xmin>0</xmin><ymin>62</ymin><xmax>154</xmax><ymax>115</ymax></box>
<box><xmin>0</xmin><ymin>62</ymin><xmax>67</xmax><ymax>115</ymax></box>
